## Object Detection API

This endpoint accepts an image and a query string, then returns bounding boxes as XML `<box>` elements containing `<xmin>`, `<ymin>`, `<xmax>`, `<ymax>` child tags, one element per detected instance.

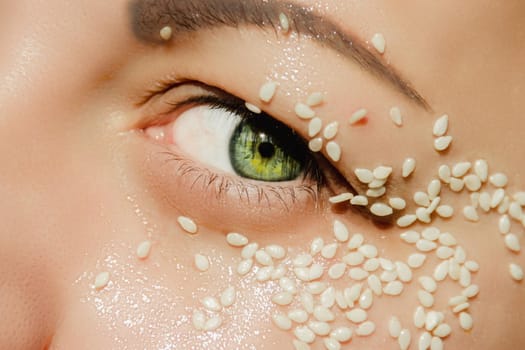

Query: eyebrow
<box><xmin>129</xmin><ymin>0</ymin><xmax>430</xmax><ymax>110</ymax></box>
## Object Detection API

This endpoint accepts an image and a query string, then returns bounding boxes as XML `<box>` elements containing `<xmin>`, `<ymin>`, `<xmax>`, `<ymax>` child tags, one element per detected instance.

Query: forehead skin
<box><xmin>0</xmin><ymin>0</ymin><xmax>524</xmax><ymax>349</ymax></box>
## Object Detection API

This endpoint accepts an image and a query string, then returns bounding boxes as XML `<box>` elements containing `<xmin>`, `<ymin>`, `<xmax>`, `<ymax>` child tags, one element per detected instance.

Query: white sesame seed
<box><xmin>370</xmin><ymin>203</ymin><xmax>393</xmax><ymax>216</ymax></box>
<box><xmin>514</xmin><ymin>192</ymin><xmax>525</xmax><ymax>205</ymax></box>
<box><xmin>326</xmin><ymin>141</ymin><xmax>341</xmax><ymax>162</ymax></box>
<box><xmin>272</xmin><ymin>291</ymin><xmax>294</xmax><ymax>306</ymax></box>
<box><xmin>419</xmin><ymin>276</ymin><xmax>437</xmax><ymax>293</ymax></box>
<box><xmin>351</xmin><ymin>195</ymin><xmax>369</xmax><ymax>206</ymax></box>
<box><xmin>489</xmin><ymin>173</ymin><xmax>508</xmax><ymax>187</ymax></box>
<box><xmin>159</xmin><ymin>26</ymin><xmax>173</xmax><ymax>41</ymax></box>
<box><xmin>464</xmin><ymin>175</ymin><xmax>482</xmax><ymax>192</ymax></box>
<box><xmin>333</xmin><ymin>220</ymin><xmax>349</xmax><ymax>242</ymax></box>
<box><xmin>436</xmin><ymin>246</ymin><xmax>454</xmax><ymax>260</ymax></box>
<box><xmin>344</xmin><ymin>251</ymin><xmax>365</xmax><ymax>266</ymax></box>
<box><xmin>346</xmin><ymin>308</ymin><xmax>368</xmax><ymax>323</ymax></box>
<box><xmin>449</xmin><ymin>177</ymin><xmax>464</xmax><ymax>192</ymax></box>
<box><xmin>266</xmin><ymin>244</ymin><xmax>286</xmax><ymax>259</ymax></box>
<box><xmin>389</xmin><ymin>197</ymin><xmax>406</xmax><ymax>210</ymax></box>
<box><xmin>237</xmin><ymin>259</ymin><xmax>253</xmax><ymax>275</ymax></box>
<box><xmin>371</xmin><ymin>33</ymin><xmax>386</xmax><ymax>53</ymax></box>
<box><xmin>478</xmin><ymin>192</ymin><xmax>491</xmax><ymax>212</ymax></box>
<box><xmin>452</xmin><ymin>162</ymin><xmax>471</xmax><ymax>178</ymax></box>
<box><xmin>433</xmin><ymin>261</ymin><xmax>449</xmax><ymax>281</ymax></box>
<box><xmin>201</xmin><ymin>296</ymin><xmax>221</xmax><ymax>312</ymax></box>
<box><xmin>459</xmin><ymin>312</ymin><xmax>473</xmax><ymax>331</ymax></box>
<box><xmin>421</xmin><ymin>227</ymin><xmax>440</xmax><ymax>241</ymax></box>
<box><xmin>295</xmin><ymin>103</ymin><xmax>316</xmax><ymax>119</ymax></box>
<box><xmin>259</xmin><ymin>81</ymin><xmax>278</xmax><ymax>103</ymax></box>
<box><xmin>272</xmin><ymin>313</ymin><xmax>292</xmax><ymax>330</ymax></box>
<box><xmin>308</xmin><ymin>137</ymin><xmax>323</xmax><ymax>152</ymax></box>
<box><xmin>255</xmin><ymin>250</ymin><xmax>273</xmax><ymax>266</ymax></box>
<box><xmin>396</xmin><ymin>261</ymin><xmax>413</xmax><ymax>282</ymax></box>
<box><xmin>292</xmin><ymin>340</ymin><xmax>310</xmax><ymax>350</ymax></box>
<box><xmin>509</xmin><ymin>263</ymin><xmax>523</xmax><ymax>281</ymax></box>
<box><xmin>509</xmin><ymin>201</ymin><xmax>523</xmax><ymax>220</ymax></box>
<box><xmin>321</xmin><ymin>243</ymin><xmax>338</xmax><ymax>259</ymax></box>
<box><xmin>256</xmin><ymin>266</ymin><xmax>273</xmax><ymax>281</ymax></box>
<box><xmin>498</xmin><ymin>196</ymin><xmax>510</xmax><ymax>214</ymax></box>
<box><xmin>226</xmin><ymin>232</ymin><xmax>249</xmax><ymax>247</ymax></box>
<box><xmin>416</xmin><ymin>239</ymin><xmax>437</xmax><ymax>252</ymax></box>
<box><xmin>414</xmin><ymin>306</ymin><xmax>426</xmax><ymax>328</ymax></box>
<box><xmin>295</xmin><ymin>326</ymin><xmax>316</xmax><ymax>343</ymax></box>
<box><xmin>434</xmin><ymin>136</ymin><xmax>453</xmax><ymax>152</ymax></box>
<box><xmin>367</xmin><ymin>274</ymin><xmax>383</xmax><ymax>295</ymax></box>
<box><xmin>323</xmin><ymin>337</ymin><xmax>341</xmax><ymax>350</ymax></box>
<box><xmin>416</xmin><ymin>207</ymin><xmax>431</xmax><ymax>223</ymax></box>
<box><xmin>449</xmin><ymin>260</ymin><xmax>461</xmax><ymax>280</ymax></box>
<box><xmin>380</xmin><ymin>258</ymin><xmax>397</xmax><ymax>271</ymax></box>
<box><xmin>380</xmin><ymin>270</ymin><xmax>398</xmax><ymax>282</ymax></box>
<box><xmin>438</xmin><ymin>165</ymin><xmax>451</xmax><ymax>183</ymax></box>
<box><xmin>309</xmin><ymin>320</ymin><xmax>331</xmax><ymax>336</ymax></box>
<box><xmin>335</xmin><ymin>291</ymin><xmax>348</xmax><ymax>310</ymax></box>
<box><xmin>349</xmin><ymin>267</ymin><xmax>369</xmax><ymax>281</ymax></box>
<box><xmin>433</xmin><ymin>114</ymin><xmax>449</xmax><ymax>137</ymax></box>
<box><xmin>245</xmin><ymin>102</ymin><xmax>262</xmax><ymax>114</ymax></box>
<box><xmin>433</xmin><ymin>323</ymin><xmax>451</xmax><ymax>338</ymax></box>
<box><xmin>177</xmin><ymin>216</ymin><xmax>198</xmax><ymax>234</ymax></box>
<box><xmin>358</xmin><ymin>244</ymin><xmax>378</xmax><ymax>259</ymax></box>
<box><xmin>328</xmin><ymin>263</ymin><xmax>346</xmax><ymax>280</ymax></box>
<box><xmin>427</xmin><ymin>180</ymin><xmax>441</xmax><ymax>200</ymax></box>
<box><xmin>309</xmin><ymin>264</ymin><xmax>324</xmax><ymax>280</ymax></box>
<box><xmin>323</xmin><ymin>121</ymin><xmax>339</xmax><ymax>140</ymax></box>
<box><xmin>356</xmin><ymin>321</ymin><xmax>376</xmax><ymax>336</ymax></box>
<box><xmin>408</xmin><ymin>253</ymin><xmax>427</xmax><ymax>268</ymax></box>
<box><xmin>192</xmin><ymin>310</ymin><xmax>206</xmax><ymax>330</ymax></box>
<box><xmin>414</xmin><ymin>191</ymin><xmax>431</xmax><ymax>207</ymax></box>
<box><xmin>465</xmin><ymin>260</ymin><xmax>480</xmax><ymax>272</ymax></box>
<box><xmin>399</xmin><ymin>329</ymin><xmax>411</xmax><ymax>350</ymax></box>
<box><xmin>349</xmin><ymin>108</ymin><xmax>368</xmax><ymax>124</ymax></box>
<box><xmin>400</xmin><ymin>230</ymin><xmax>420</xmax><ymax>244</ymax></box>
<box><xmin>94</xmin><ymin>271</ymin><xmax>110</xmax><ymax>290</ymax></box>
<box><xmin>431</xmin><ymin>337</ymin><xmax>443</xmax><ymax>350</ymax></box>
<box><xmin>289</xmin><ymin>309</ymin><xmax>309</xmax><ymax>323</ymax></box>
<box><xmin>364</xmin><ymin>258</ymin><xmax>380</xmax><ymax>272</ymax></box>
<box><xmin>220</xmin><ymin>286</ymin><xmax>236</xmax><ymax>307</ymax></box>
<box><xmin>308</xmin><ymin>117</ymin><xmax>323</xmax><ymax>137</ymax></box>
<box><xmin>331</xmin><ymin>326</ymin><xmax>353</xmax><ymax>342</ymax></box>
<box><xmin>390</xmin><ymin>107</ymin><xmax>403</xmax><ymax>126</ymax></box>
<box><xmin>397</xmin><ymin>214</ymin><xmax>417</xmax><ymax>227</ymax></box>
<box><xmin>453</xmin><ymin>302</ymin><xmax>470</xmax><ymax>313</ymax></box>
<box><xmin>504</xmin><ymin>233</ymin><xmax>521</xmax><ymax>252</ymax></box>
<box><xmin>491</xmin><ymin>188</ymin><xmax>506</xmax><ymax>207</ymax></box>
<box><xmin>355</xmin><ymin>168</ymin><xmax>374</xmax><ymax>184</ymax></box>
<box><xmin>418</xmin><ymin>290</ymin><xmax>435</xmax><ymax>308</ymax></box>
<box><xmin>347</xmin><ymin>233</ymin><xmax>364</xmax><ymax>250</ymax></box>
<box><xmin>194</xmin><ymin>254</ymin><xmax>210</xmax><ymax>272</ymax></box>
<box><xmin>383</xmin><ymin>281</ymin><xmax>404</xmax><ymax>296</ymax></box>
<box><xmin>402</xmin><ymin>158</ymin><xmax>416</xmax><ymax>178</ymax></box>
<box><xmin>241</xmin><ymin>242</ymin><xmax>258</xmax><ymax>259</ymax></box>
<box><xmin>435</xmin><ymin>205</ymin><xmax>453</xmax><ymax>218</ymax></box>
<box><xmin>463</xmin><ymin>206</ymin><xmax>479</xmax><ymax>222</ymax></box>
<box><xmin>438</xmin><ymin>232</ymin><xmax>457</xmax><ymax>246</ymax></box>
<box><xmin>496</xmin><ymin>215</ymin><xmax>510</xmax><ymax>235</ymax></box>
<box><xmin>389</xmin><ymin>316</ymin><xmax>402</xmax><ymax>338</ymax></box>
<box><xmin>279</xmin><ymin>12</ymin><xmax>290</xmax><ymax>33</ymax></box>
<box><xmin>329</xmin><ymin>192</ymin><xmax>353</xmax><ymax>204</ymax></box>
<box><xmin>373</xmin><ymin>166</ymin><xmax>393</xmax><ymax>180</ymax></box>
<box><xmin>300</xmin><ymin>292</ymin><xmax>315</xmax><ymax>314</ymax></box>
<box><xmin>344</xmin><ymin>284</ymin><xmax>362</xmax><ymax>305</ymax></box>
<box><xmin>294</xmin><ymin>253</ymin><xmax>313</xmax><ymax>267</ymax></box>
<box><xmin>271</xmin><ymin>265</ymin><xmax>286</xmax><ymax>280</ymax></box>
<box><xmin>136</xmin><ymin>240</ymin><xmax>152</xmax><ymax>259</ymax></box>
<box><xmin>314</xmin><ymin>306</ymin><xmax>335</xmax><ymax>323</ymax></box>
<box><xmin>310</xmin><ymin>237</ymin><xmax>324</xmax><ymax>255</ymax></box>
<box><xmin>359</xmin><ymin>288</ymin><xmax>374</xmax><ymax>309</ymax></box>
<box><xmin>418</xmin><ymin>332</ymin><xmax>432</xmax><ymax>350</ymax></box>
<box><xmin>320</xmin><ymin>287</ymin><xmax>336</xmax><ymax>308</ymax></box>
<box><xmin>279</xmin><ymin>277</ymin><xmax>297</xmax><ymax>295</ymax></box>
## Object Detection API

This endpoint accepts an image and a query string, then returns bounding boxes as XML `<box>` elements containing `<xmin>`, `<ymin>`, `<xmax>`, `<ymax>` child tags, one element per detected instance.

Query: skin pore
<box><xmin>0</xmin><ymin>0</ymin><xmax>524</xmax><ymax>349</ymax></box>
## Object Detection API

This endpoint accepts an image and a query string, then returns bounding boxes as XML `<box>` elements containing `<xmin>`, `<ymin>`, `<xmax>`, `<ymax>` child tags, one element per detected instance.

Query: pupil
<box><xmin>258</xmin><ymin>142</ymin><xmax>275</xmax><ymax>158</ymax></box>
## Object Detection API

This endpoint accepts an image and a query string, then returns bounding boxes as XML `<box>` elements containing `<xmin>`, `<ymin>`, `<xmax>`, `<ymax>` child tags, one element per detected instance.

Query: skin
<box><xmin>0</xmin><ymin>0</ymin><xmax>524</xmax><ymax>349</ymax></box>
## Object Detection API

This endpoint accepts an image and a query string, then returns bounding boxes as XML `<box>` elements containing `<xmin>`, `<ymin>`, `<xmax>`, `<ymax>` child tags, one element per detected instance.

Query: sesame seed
<box><xmin>434</xmin><ymin>136</ymin><xmax>453</xmax><ymax>152</ymax></box>
<box><xmin>351</xmin><ymin>195</ymin><xmax>369</xmax><ymax>206</ymax></box>
<box><xmin>328</xmin><ymin>263</ymin><xmax>346</xmax><ymax>280</ymax></box>
<box><xmin>308</xmin><ymin>137</ymin><xmax>323</xmax><ymax>152</ymax></box>
<box><xmin>272</xmin><ymin>265</ymin><xmax>287</xmax><ymax>280</ymax></box>
<box><xmin>241</xmin><ymin>242</ymin><xmax>258</xmax><ymax>259</ymax></box>
<box><xmin>383</xmin><ymin>281</ymin><xmax>404</xmax><ymax>296</ymax></box>
<box><xmin>396</xmin><ymin>214</ymin><xmax>417</xmax><ymax>228</ymax></box>
<box><xmin>306</xmin><ymin>92</ymin><xmax>324</xmax><ymax>106</ymax></box>
<box><xmin>370</xmin><ymin>203</ymin><xmax>393</xmax><ymax>216</ymax></box>
<box><xmin>344</xmin><ymin>251</ymin><xmax>365</xmax><ymax>266</ymax></box>
<box><xmin>398</xmin><ymin>329</ymin><xmax>411</xmax><ymax>350</ymax></box>
<box><xmin>320</xmin><ymin>287</ymin><xmax>336</xmax><ymax>308</ymax></box>
<box><xmin>364</xmin><ymin>258</ymin><xmax>380</xmax><ymax>272</ymax></box>
<box><xmin>414</xmin><ymin>306</ymin><xmax>426</xmax><ymax>328</ymax></box>
<box><xmin>431</xmin><ymin>337</ymin><xmax>444</xmax><ymax>350</ymax></box>
<box><xmin>292</xmin><ymin>340</ymin><xmax>310</xmax><ymax>350</ymax></box>
<box><xmin>226</xmin><ymin>232</ymin><xmax>249</xmax><ymax>247</ymax></box>
<box><xmin>448</xmin><ymin>295</ymin><xmax>468</xmax><ymax>306</ymax></box>
<box><xmin>478</xmin><ymin>192</ymin><xmax>491</xmax><ymax>211</ymax></box>
<box><xmin>349</xmin><ymin>267</ymin><xmax>369</xmax><ymax>280</ymax></box>
<box><xmin>177</xmin><ymin>216</ymin><xmax>198</xmax><ymax>234</ymax></box>
<box><xmin>272</xmin><ymin>291</ymin><xmax>294</xmax><ymax>306</ymax></box>
<box><xmin>159</xmin><ymin>26</ymin><xmax>173</xmax><ymax>41</ymax></box>
<box><xmin>294</xmin><ymin>326</ymin><xmax>316</xmax><ymax>343</ymax></box>
<box><xmin>344</xmin><ymin>310</ymin><xmax>366</xmax><ymax>326</ymax></box>
<box><xmin>324</xmin><ymin>337</ymin><xmax>341</xmax><ymax>350</ymax></box>
<box><xmin>421</xmin><ymin>227</ymin><xmax>440</xmax><ymax>241</ymax></box>
<box><xmin>428</xmin><ymin>179</ymin><xmax>441</xmax><ymax>199</ymax></box>
<box><xmin>414</xmin><ymin>191</ymin><xmax>431</xmax><ymax>207</ymax></box>
<box><xmin>255</xmin><ymin>249</ymin><xmax>273</xmax><ymax>265</ymax></box>
<box><xmin>348</xmin><ymin>233</ymin><xmax>364</xmax><ymax>249</ymax></box>
<box><xmin>266</xmin><ymin>244</ymin><xmax>287</xmax><ymax>259</ymax></box>
<box><xmin>504</xmin><ymin>233</ymin><xmax>521</xmax><ymax>252</ymax></box>
<box><xmin>402</xmin><ymin>158</ymin><xmax>416</xmax><ymax>178</ymax></box>
<box><xmin>436</xmin><ymin>205</ymin><xmax>454</xmax><ymax>218</ymax></box>
<box><xmin>489</xmin><ymin>173</ymin><xmax>508</xmax><ymax>187</ymax></box>
<box><xmin>359</xmin><ymin>244</ymin><xmax>378</xmax><ymax>258</ymax></box>
<box><xmin>379</xmin><ymin>258</ymin><xmax>395</xmax><ymax>271</ymax></box>
<box><xmin>509</xmin><ymin>202</ymin><xmax>523</xmax><ymax>220</ymax></box>
<box><xmin>326</xmin><ymin>141</ymin><xmax>342</xmax><ymax>162</ymax></box>
<box><xmin>300</xmin><ymin>292</ymin><xmax>315</xmax><ymax>313</ymax></box>
<box><xmin>309</xmin><ymin>320</ymin><xmax>331</xmax><ymax>335</ymax></box>
<box><xmin>416</xmin><ymin>207</ymin><xmax>432</xmax><ymax>224</ymax></box>
<box><xmin>245</xmin><ymin>102</ymin><xmax>262</xmax><ymax>114</ymax></box>
<box><xmin>459</xmin><ymin>312</ymin><xmax>473</xmax><ymax>331</ymax></box>
<box><xmin>256</xmin><ymin>266</ymin><xmax>273</xmax><ymax>282</ymax></box>
<box><xmin>295</xmin><ymin>103</ymin><xmax>316</xmax><ymax>119</ymax></box>
<box><xmin>333</xmin><ymin>220</ymin><xmax>349</xmax><ymax>242</ymax></box>
<box><xmin>272</xmin><ymin>313</ymin><xmax>292</xmax><ymax>330</ymax></box>
<box><xmin>419</xmin><ymin>276</ymin><xmax>437</xmax><ymax>293</ymax></box>
<box><xmin>407</xmin><ymin>253</ymin><xmax>427</xmax><ymax>268</ymax></box>
<box><xmin>220</xmin><ymin>286</ymin><xmax>236</xmax><ymax>307</ymax></box>
<box><xmin>453</xmin><ymin>302</ymin><xmax>470</xmax><ymax>313</ymax></box>
<box><xmin>136</xmin><ymin>240</ymin><xmax>152</xmax><ymax>259</ymax></box>
<box><xmin>389</xmin><ymin>197</ymin><xmax>407</xmax><ymax>210</ymax></box>
<box><xmin>464</xmin><ymin>175</ymin><xmax>482</xmax><ymax>192</ymax></box>
<box><xmin>438</xmin><ymin>165</ymin><xmax>452</xmax><ymax>183</ymax></box>
<box><xmin>334</xmin><ymin>291</ymin><xmax>348</xmax><ymax>310</ymax></box>
<box><xmin>259</xmin><ymin>81</ymin><xmax>278</xmax><ymax>103</ymax></box>
<box><xmin>389</xmin><ymin>316</ymin><xmax>402</xmax><ymax>338</ymax></box>
<box><xmin>373</xmin><ymin>166</ymin><xmax>393</xmax><ymax>180</ymax></box>
<box><xmin>418</xmin><ymin>332</ymin><xmax>432</xmax><ymax>350</ymax></box>
<box><xmin>321</xmin><ymin>243</ymin><xmax>338</xmax><ymax>259</ymax></box>
<box><xmin>491</xmin><ymin>188</ymin><xmax>506</xmax><ymax>207</ymax></box>
<box><xmin>436</xmin><ymin>246</ymin><xmax>454</xmax><ymax>259</ymax></box>
<box><xmin>331</xmin><ymin>326</ymin><xmax>353</xmax><ymax>342</ymax></box>
<box><xmin>452</xmin><ymin>162</ymin><xmax>471</xmax><ymax>178</ymax></box>
<box><xmin>293</xmin><ymin>253</ymin><xmax>313</xmax><ymax>267</ymax></box>
<box><xmin>356</xmin><ymin>321</ymin><xmax>376</xmax><ymax>336</ymax></box>
<box><xmin>433</xmin><ymin>323</ymin><xmax>452</xmax><ymax>338</ymax></box>
<box><xmin>514</xmin><ymin>191</ymin><xmax>525</xmax><ymax>205</ymax></box>
<box><xmin>280</xmin><ymin>277</ymin><xmax>298</xmax><ymax>294</ymax></box>
<box><xmin>371</xmin><ymin>33</ymin><xmax>386</xmax><ymax>53</ymax></box>
<box><xmin>94</xmin><ymin>271</ymin><xmax>110</xmax><ymax>290</ymax></box>
<box><xmin>497</xmin><ymin>196</ymin><xmax>510</xmax><ymax>214</ymax></box>
<box><xmin>390</xmin><ymin>107</ymin><xmax>403</xmax><ymax>126</ymax></box>
<box><xmin>192</xmin><ymin>310</ymin><xmax>206</xmax><ymax>330</ymax></box>
<box><xmin>463</xmin><ymin>206</ymin><xmax>479</xmax><ymax>222</ymax></box>
<box><xmin>464</xmin><ymin>260</ymin><xmax>480</xmax><ymax>272</ymax></box>
<box><xmin>201</xmin><ymin>296</ymin><xmax>222</xmax><ymax>312</ymax></box>
<box><xmin>433</xmin><ymin>114</ymin><xmax>449</xmax><ymax>137</ymax></box>
<box><xmin>308</xmin><ymin>117</ymin><xmax>323</xmax><ymax>137</ymax></box>
<box><xmin>310</xmin><ymin>237</ymin><xmax>324</xmax><ymax>255</ymax></box>
<box><xmin>309</xmin><ymin>264</ymin><xmax>324</xmax><ymax>280</ymax></box>
<box><xmin>237</xmin><ymin>259</ymin><xmax>253</xmax><ymax>275</ymax></box>
<box><xmin>416</xmin><ymin>239</ymin><xmax>437</xmax><ymax>252</ymax></box>
<box><xmin>204</xmin><ymin>315</ymin><xmax>222</xmax><ymax>331</ymax></box>
<box><xmin>433</xmin><ymin>261</ymin><xmax>449</xmax><ymax>281</ymax></box>
<box><xmin>396</xmin><ymin>261</ymin><xmax>413</xmax><ymax>282</ymax></box>
<box><xmin>449</xmin><ymin>177</ymin><xmax>464</xmax><ymax>192</ymax></box>
<box><xmin>194</xmin><ymin>254</ymin><xmax>210</xmax><ymax>272</ymax></box>
<box><xmin>279</xmin><ymin>12</ymin><xmax>290</xmax><ymax>33</ymax></box>
<box><xmin>323</xmin><ymin>121</ymin><xmax>339</xmax><ymax>139</ymax></box>
<box><xmin>289</xmin><ymin>309</ymin><xmax>309</xmax><ymax>323</ymax></box>
<box><xmin>359</xmin><ymin>288</ymin><xmax>374</xmax><ymax>309</ymax></box>
<box><xmin>349</xmin><ymin>108</ymin><xmax>368</xmax><ymax>124</ymax></box>
<box><xmin>355</xmin><ymin>168</ymin><xmax>374</xmax><ymax>183</ymax></box>
<box><xmin>329</xmin><ymin>192</ymin><xmax>353</xmax><ymax>204</ymax></box>
<box><xmin>367</xmin><ymin>274</ymin><xmax>383</xmax><ymax>295</ymax></box>
<box><xmin>509</xmin><ymin>263</ymin><xmax>523</xmax><ymax>281</ymax></box>
<box><xmin>449</xmin><ymin>260</ymin><xmax>461</xmax><ymax>280</ymax></box>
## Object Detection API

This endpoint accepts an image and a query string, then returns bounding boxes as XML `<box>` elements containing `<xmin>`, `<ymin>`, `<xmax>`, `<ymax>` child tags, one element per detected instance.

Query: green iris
<box><xmin>229</xmin><ymin>117</ymin><xmax>306</xmax><ymax>181</ymax></box>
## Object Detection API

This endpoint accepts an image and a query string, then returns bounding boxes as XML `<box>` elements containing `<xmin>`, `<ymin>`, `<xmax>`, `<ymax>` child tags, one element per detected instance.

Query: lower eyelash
<box><xmin>159</xmin><ymin>150</ymin><xmax>321</xmax><ymax>211</ymax></box>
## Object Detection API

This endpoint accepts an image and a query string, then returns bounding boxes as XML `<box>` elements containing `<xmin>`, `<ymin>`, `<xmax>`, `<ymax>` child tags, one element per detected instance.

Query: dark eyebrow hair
<box><xmin>129</xmin><ymin>0</ymin><xmax>431</xmax><ymax>111</ymax></box>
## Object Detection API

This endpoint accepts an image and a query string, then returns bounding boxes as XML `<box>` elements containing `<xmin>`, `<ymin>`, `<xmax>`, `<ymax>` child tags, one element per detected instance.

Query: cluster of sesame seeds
<box><xmin>433</xmin><ymin>115</ymin><xmax>453</xmax><ymax>152</ymax></box>
<box><xmin>191</xmin><ymin>285</ymin><xmax>237</xmax><ymax>331</ymax></box>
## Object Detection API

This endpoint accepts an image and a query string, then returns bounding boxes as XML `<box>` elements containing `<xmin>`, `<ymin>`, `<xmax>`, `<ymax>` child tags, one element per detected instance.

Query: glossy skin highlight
<box><xmin>0</xmin><ymin>1</ymin><xmax>524</xmax><ymax>349</ymax></box>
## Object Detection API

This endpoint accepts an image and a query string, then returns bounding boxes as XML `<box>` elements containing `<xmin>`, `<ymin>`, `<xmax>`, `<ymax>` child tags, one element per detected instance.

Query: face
<box><xmin>1</xmin><ymin>0</ymin><xmax>524</xmax><ymax>349</ymax></box>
